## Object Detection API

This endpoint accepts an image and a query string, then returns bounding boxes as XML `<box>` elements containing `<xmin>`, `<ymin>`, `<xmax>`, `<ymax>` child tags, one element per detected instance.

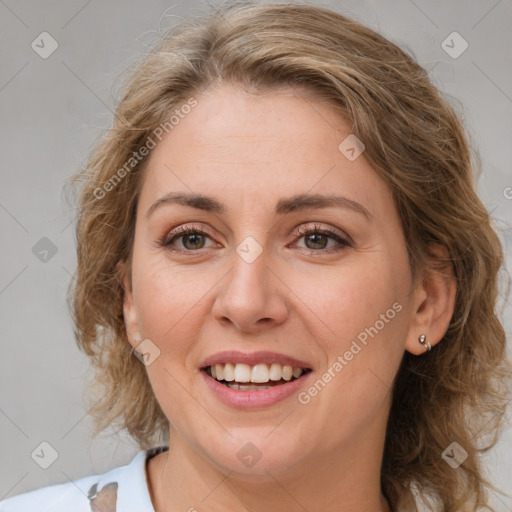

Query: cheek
<box><xmin>304</xmin><ymin>260</ymin><xmax>403</xmax><ymax>346</ymax></box>
<box><xmin>296</xmin><ymin>271</ymin><xmax>406</xmax><ymax>443</ymax></box>
<box><xmin>132</xmin><ymin>256</ymin><xmax>215</xmax><ymax>352</ymax></box>
<box><xmin>301</xmin><ymin>259</ymin><xmax>407</xmax><ymax>393</ymax></box>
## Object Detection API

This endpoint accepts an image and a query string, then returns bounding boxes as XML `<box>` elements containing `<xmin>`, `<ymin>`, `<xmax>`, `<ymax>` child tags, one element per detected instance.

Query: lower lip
<box><xmin>200</xmin><ymin>370</ymin><xmax>312</xmax><ymax>409</ymax></box>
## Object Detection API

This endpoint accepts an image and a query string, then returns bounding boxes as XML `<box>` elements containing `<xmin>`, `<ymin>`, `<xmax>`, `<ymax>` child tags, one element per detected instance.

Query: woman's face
<box><xmin>121</xmin><ymin>83</ymin><xmax>421</xmax><ymax>475</ymax></box>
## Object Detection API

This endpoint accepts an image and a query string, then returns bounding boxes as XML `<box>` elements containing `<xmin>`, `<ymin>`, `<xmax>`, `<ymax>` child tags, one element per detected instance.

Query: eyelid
<box><xmin>161</xmin><ymin>221</ymin><xmax>353</xmax><ymax>253</ymax></box>
<box><xmin>291</xmin><ymin>222</ymin><xmax>352</xmax><ymax>245</ymax></box>
<box><xmin>161</xmin><ymin>223</ymin><xmax>217</xmax><ymax>245</ymax></box>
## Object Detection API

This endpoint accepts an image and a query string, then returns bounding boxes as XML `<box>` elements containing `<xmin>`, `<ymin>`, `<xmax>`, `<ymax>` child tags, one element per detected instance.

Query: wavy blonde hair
<box><xmin>66</xmin><ymin>2</ymin><xmax>511</xmax><ymax>511</ymax></box>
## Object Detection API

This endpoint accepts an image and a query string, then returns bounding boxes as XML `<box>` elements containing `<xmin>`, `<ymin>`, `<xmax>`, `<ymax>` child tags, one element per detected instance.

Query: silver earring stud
<box><xmin>418</xmin><ymin>334</ymin><xmax>431</xmax><ymax>352</ymax></box>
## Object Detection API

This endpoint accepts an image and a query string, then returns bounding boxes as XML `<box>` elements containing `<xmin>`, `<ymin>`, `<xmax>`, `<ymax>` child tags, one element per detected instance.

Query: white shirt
<box><xmin>0</xmin><ymin>446</ymin><xmax>168</xmax><ymax>512</ymax></box>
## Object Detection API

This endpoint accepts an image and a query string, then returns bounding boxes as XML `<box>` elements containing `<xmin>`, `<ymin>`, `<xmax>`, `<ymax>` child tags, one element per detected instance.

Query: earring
<box><xmin>418</xmin><ymin>334</ymin><xmax>431</xmax><ymax>352</ymax></box>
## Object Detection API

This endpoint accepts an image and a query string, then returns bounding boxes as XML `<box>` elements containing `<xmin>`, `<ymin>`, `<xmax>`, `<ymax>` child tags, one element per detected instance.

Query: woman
<box><xmin>1</xmin><ymin>2</ymin><xmax>510</xmax><ymax>511</ymax></box>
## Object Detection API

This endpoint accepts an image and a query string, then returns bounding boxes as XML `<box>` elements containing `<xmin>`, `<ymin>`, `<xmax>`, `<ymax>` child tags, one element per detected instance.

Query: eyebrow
<box><xmin>146</xmin><ymin>191</ymin><xmax>373</xmax><ymax>220</ymax></box>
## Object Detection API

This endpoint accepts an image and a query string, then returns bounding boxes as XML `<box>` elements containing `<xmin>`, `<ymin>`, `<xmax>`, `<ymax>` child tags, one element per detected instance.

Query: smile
<box><xmin>205</xmin><ymin>363</ymin><xmax>311</xmax><ymax>390</ymax></box>
<box><xmin>199</xmin><ymin>350</ymin><xmax>314</xmax><ymax>408</ymax></box>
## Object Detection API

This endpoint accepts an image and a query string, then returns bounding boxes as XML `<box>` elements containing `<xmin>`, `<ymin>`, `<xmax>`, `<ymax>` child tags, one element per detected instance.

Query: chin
<box><xmin>197</xmin><ymin>428</ymin><xmax>309</xmax><ymax>477</ymax></box>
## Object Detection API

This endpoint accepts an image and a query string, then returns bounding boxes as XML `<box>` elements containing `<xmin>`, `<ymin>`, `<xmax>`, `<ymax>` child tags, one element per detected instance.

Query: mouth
<box><xmin>202</xmin><ymin>363</ymin><xmax>312</xmax><ymax>391</ymax></box>
<box><xmin>199</xmin><ymin>350</ymin><xmax>314</xmax><ymax>408</ymax></box>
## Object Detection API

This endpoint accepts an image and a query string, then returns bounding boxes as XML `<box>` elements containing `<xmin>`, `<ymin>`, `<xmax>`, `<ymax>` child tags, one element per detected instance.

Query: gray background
<box><xmin>1</xmin><ymin>0</ymin><xmax>511</xmax><ymax>509</ymax></box>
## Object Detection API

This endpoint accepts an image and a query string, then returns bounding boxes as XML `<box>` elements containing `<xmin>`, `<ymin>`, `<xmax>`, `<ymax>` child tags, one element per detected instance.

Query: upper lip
<box><xmin>200</xmin><ymin>351</ymin><xmax>313</xmax><ymax>370</ymax></box>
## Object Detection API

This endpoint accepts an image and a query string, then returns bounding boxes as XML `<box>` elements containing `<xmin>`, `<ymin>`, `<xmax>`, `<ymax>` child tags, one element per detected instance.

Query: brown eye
<box><xmin>303</xmin><ymin>232</ymin><xmax>330</xmax><ymax>250</ymax></box>
<box><xmin>293</xmin><ymin>224</ymin><xmax>352</xmax><ymax>254</ymax></box>
<box><xmin>162</xmin><ymin>227</ymin><xmax>216</xmax><ymax>252</ymax></box>
<box><xmin>180</xmin><ymin>232</ymin><xmax>207</xmax><ymax>250</ymax></box>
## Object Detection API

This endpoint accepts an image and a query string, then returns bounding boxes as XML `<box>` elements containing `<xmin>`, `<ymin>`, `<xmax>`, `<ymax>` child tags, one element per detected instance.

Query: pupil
<box><xmin>184</xmin><ymin>234</ymin><xmax>204</xmax><ymax>249</ymax></box>
<box><xmin>307</xmin><ymin>233</ymin><xmax>327</xmax><ymax>249</ymax></box>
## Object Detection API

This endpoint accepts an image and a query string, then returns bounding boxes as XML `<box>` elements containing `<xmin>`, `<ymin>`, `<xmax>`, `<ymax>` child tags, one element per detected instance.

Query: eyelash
<box><xmin>160</xmin><ymin>223</ymin><xmax>352</xmax><ymax>255</ymax></box>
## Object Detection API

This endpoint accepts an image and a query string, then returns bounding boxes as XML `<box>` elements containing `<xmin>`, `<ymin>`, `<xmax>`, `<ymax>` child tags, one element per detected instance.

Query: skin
<box><xmin>119</xmin><ymin>83</ymin><xmax>456</xmax><ymax>512</ymax></box>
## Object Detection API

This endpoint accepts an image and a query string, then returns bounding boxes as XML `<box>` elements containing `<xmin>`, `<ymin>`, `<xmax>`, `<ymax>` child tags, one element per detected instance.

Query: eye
<box><xmin>161</xmin><ymin>225</ymin><xmax>217</xmax><ymax>252</ymax></box>
<box><xmin>160</xmin><ymin>222</ymin><xmax>352</xmax><ymax>255</ymax></box>
<box><xmin>292</xmin><ymin>223</ymin><xmax>352</xmax><ymax>254</ymax></box>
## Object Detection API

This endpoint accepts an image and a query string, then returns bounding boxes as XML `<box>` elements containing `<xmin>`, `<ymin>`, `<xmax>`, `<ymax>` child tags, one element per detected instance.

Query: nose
<box><xmin>211</xmin><ymin>251</ymin><xmax>289</xmax><ymax>334</ymax></box>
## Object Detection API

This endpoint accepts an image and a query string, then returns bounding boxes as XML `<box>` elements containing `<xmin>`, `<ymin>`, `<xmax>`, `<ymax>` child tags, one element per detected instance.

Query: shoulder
<box><xmin>0</xmin><ymin>446</ymin><xmax>168</xmax><ymax>512</ymax></box>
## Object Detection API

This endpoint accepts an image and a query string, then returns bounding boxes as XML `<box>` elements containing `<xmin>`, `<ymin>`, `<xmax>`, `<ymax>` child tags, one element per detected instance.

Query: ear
<box><xmin>405</xmin><ymin>244</ymin><xmax>457</xmax><ymax>355</ymax></box>
<box><xmin>116</xmin><ymin>260</ymin><xmax>141</xmax><ymax>350</ymax></box>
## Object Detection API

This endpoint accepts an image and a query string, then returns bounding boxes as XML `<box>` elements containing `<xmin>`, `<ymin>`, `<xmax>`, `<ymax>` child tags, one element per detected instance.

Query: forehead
<box><xmin>137</xmin><ymin>84</ymin><xmax>390</xmax><ymax>219</ymax></box>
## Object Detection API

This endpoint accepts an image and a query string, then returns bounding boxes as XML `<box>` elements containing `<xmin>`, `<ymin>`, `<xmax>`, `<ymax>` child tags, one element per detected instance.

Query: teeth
<box><xmin>226</xmin><ymin>382</ymin><xmax>274</xmax><ymax>391</ymax></box>
<box><xmin>207</xmin><ymin>363</ymin><xmax>305</xmax><ymax>384</ymax></box>
<box><xmin>269</xmin><ymin>363</ymin><xmax>282</xmax><ymax>381</ymax></box>
<box><xmin>234</xmin><ymin>363</ymin><xmax>251</xmax><ymax>383</ymax></box>
<box><xmin>223</xmin><ymin>363</ymin><xmax>235</xmax><ymax>382</ymax></box>
<box><xmin>215</xmin><ymin>364</ymin><xmax>224</xmax><ymax>380</ymax></box>
<box><xmin>251</xmin><ymin>364</ymin><xmax>270</xmax><ymax>383</ymax></box>
<box><xmin>281</xmin><ymin>365</ymin><xmax>293</xmax><ymax>381</ymax></box>
<box><xmin>292</xmin><ymin>366</ymin><xmax>303</xmax><ymax>378</ymax></box>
